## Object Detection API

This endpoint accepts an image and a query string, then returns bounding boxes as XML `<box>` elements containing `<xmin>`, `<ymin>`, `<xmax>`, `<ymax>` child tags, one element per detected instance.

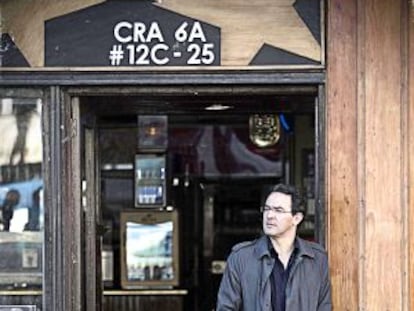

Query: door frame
<box><xmin>40</xmin><ymin>81</ymin><xmax>326</xmax><ymax>311</ymax></box>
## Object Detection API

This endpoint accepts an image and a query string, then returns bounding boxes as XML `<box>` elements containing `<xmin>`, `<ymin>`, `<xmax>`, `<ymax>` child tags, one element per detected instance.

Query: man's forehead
<box><xmin>266</xmin><ymin>191</ymin><xmax>292</xmax><ymax>205</ymax></box>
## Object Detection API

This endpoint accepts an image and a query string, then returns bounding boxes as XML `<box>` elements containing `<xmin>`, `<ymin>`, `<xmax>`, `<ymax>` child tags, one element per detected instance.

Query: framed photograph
<box><xmin>137</xmin><ymin>115</ymin><xmax>168</xmax><ymax>151</ymax></box>
<box><xmin>134</xmin><ymin>154</ymin><xmax>166</xmax><ymax>207</ymax></box>
<box><xmin>120</xmin><ymin>210</ymin><xmax>179</xmax><ymax>289</ymax></box>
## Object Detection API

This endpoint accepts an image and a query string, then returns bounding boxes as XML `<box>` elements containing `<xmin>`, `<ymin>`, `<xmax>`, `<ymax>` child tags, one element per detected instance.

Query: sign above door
<box><xmin>0</xmin><ymin>0</ymin><xmax>323</xmax><ymax>69</ymax></box>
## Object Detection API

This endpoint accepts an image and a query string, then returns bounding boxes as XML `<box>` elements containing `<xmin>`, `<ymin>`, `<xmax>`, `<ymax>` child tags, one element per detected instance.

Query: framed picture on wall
<box><xmin>137</xmin><ymin>115</ymin><xmax>168</xmax><ymax>151</ymax></box>
<box><xmin>134</xmin><ymin>154</ymin><xmax>166</xmax><ymax>207</ymax></box>
<box><xmin>120</xmin><ymin>210</ymin><xmax>179</xmax><ymax>289</ymax></box>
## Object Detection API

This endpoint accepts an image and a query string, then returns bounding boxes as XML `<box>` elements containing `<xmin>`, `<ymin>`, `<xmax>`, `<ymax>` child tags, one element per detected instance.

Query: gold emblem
<box><xmin>249</xmin><ymin>114</ymin><xmax>281</xmax><ymax>147</ymax></box>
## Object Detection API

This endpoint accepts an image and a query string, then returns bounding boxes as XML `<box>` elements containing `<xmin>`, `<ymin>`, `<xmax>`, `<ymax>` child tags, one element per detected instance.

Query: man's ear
<box><xmin>293</xmin><ymin>212</ymin><xmax>304</xmax><ymax>225</ymax></box>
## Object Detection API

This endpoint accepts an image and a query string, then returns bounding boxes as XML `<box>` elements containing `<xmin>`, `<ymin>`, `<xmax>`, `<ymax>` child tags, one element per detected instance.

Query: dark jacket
<box><xmin>216</xmin><ymin>235</ymin><xmax>332</xmax><ymax>311</ymax></box>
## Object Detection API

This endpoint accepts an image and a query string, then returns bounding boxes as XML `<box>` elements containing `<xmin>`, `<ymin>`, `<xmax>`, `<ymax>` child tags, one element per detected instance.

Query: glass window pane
<box><xmin>0</xmin><ymin>97</ymin><xmax>43</xmax><ymax>308</ymax></box>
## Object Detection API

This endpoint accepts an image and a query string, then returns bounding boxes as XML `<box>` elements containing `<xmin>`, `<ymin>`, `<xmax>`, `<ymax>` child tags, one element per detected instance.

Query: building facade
<box><xmin>0</xmin><ymin>0</ymin><xmax>413</xmax><ymax>310</ymax></box>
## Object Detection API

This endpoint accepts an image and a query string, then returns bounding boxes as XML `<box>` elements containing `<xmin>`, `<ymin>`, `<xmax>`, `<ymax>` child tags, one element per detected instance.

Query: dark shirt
<box><xmin>268</xmin><ymin>238</ymin><xmax>298</xmax><ymax>311</ymax></box>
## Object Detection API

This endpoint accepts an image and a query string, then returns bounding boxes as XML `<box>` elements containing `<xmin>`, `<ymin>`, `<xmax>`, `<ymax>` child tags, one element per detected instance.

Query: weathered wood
<box><xmin>62</xmin><ymin>96</ymin><xmax>83</xmax><ymax>311</ymax></box>
<box><xmin>103</xmin><ymin>295</ymin><xmax>183</xmax><ymax>311</ymax></box>
<box><xmin>0</xmin><ymin>71</ymin><xmax>325</xmax><ymax>86</ymax></box>
<box><xmin>409</xmin><ymin>1</ymin><xmax>414</xmax><ymax>309</ymax></box>
<box><xmin>1</xmin><ymin>0</ymin><xmax>321</xmax><ymax>67</ymax></box>
<box><xmin>364</xmin><ymin>1</ymin><xmax>404</xmax><ymax>309</ymax></box>
<box><xmin>326</xmin><ymin>1</ymin><xmax>359</xmax><ymax>310</ymax></box>
<box><xmin>156</xmin><ymin>0</ymin><xmax>321</xmax><ymax>65</ymax></box>
<box><xmin>328</xmin><ymin>0</ymin><xmax>410</xmax><ymax>310</ymax></box>
<box><xmin>43</xmin><ymin>86</ymin><xmax>65</xmax><ymax>311</ymax></box>
<box><xmin>85</xmin><ymin>124</ymin><xmax>102</xmax><ymax>311</ymax></box>
<box><xmin>1</xmin><ymin>0</ymin><xmax>105</xmax><ymax>66</ymax></box>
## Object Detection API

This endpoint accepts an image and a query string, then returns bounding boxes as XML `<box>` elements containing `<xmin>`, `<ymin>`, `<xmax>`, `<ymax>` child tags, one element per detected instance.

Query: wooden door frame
<box><xmin>40</xmin><ymin>80</ymin><xmax>326</xmax><ymax>311</ymax></box>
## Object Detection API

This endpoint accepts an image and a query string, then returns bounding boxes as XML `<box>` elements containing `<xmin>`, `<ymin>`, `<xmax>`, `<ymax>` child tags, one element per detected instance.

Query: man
<box><xmin>1</xmin><ymin>189</ymin><xmax>20</xmax><ymax>231</ymax></box>
<box><xmin>216</xmin><ymin>184</ymin><xmax>331</xmax><ymax>311</ymax></box>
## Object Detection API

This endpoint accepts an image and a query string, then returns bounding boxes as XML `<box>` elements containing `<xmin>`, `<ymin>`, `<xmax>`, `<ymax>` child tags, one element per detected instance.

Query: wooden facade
<box><xmin>327</xmin><ymin>0</ymin><xmax>412</xmax><ymax>309</ymax></box>
<box><xmin>410</xmin><ymin>3</ymin><xmax>414</xmax><ymax>310</ymax></box>
<box><xmin>0</xmin><ymin>0</ymin><xmax>413</xmax><ymax>310</ymax></box>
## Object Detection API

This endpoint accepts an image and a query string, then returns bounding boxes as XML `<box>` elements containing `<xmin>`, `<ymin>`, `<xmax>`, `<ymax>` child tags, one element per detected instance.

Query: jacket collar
<box><xmin>254</xmin><ymin>235</ymin><xmax>315</xmax><ymax>259</ymax></box>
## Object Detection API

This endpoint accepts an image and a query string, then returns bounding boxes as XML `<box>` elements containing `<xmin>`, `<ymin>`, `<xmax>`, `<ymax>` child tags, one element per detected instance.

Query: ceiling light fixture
<box><xmin>205</xmin><ymin>104</ymin><xmax>233</xmax><ymax>111</ymax></box>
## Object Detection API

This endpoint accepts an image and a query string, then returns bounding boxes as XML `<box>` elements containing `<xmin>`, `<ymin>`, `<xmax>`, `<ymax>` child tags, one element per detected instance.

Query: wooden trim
<box><xmin>401</xmin><ymin>0</ymin><xmax>410</xmax><ymax>307</ymax></box>
<box><xmin>356</xmin><ymin>0</ymin><xmax>366</xmax><ymax>307</ymax></box>
<box><xmin>409</xmin><ymin>0</ymin><xmax>414</xmax><ymax>309</ymax></box>
<box><xmin>315</xmin><ymin>85</ymin><xmax>326</xmax><ymax>245</ymax></box>
<box><xmin>364</xmin><ymin>1</ymin><xmax>404</xmax><ymax>308</ymax></box>
<box><xmin>326</xmin><ymin>0</ymin><xmax>359</xmax><ymax>310</ymax></box>
<box><xmin>42</xmin><ymin>87</ymin><xmax>90</xmax><ymax>311</ymax></box>
<box><xmin>84</xmin><ymin>125</ymin><xmax>101</xmax><ymax>311</ymax></box>
<box><xmin>70</xmin><ymin>96</ymin><xmax>83</xmax><ymax>311</ymax></box>
<box><xmin>103</xmin><ymin>290</ymin><xmax>188</xmax><ymax>296</ymax></box>
<box><xmin>64</xmin><ymin>85</ymin><xmax>318</xmax><ymax>96</ymax></box>
<box><xmin>0</xmin><ymin>71</ymin><xmax>325</xmax><ymax>86</ymax></box>
<box><xmin>43</xmin><ymin>86</ymin><xmax>64</xmax><ymax>311</ymax></box>
<box><xmin>319</xmin><ymin>0</ymin><xmax>326</xmax><ymax>67</ymax></box>
<box><xmin>0</xmin><ymin>65</ymin><xmax>325</xmax><ymax>72</ymax></box>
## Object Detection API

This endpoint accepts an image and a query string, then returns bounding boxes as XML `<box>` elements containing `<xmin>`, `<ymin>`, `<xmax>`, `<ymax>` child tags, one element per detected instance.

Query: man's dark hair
<box><xmin>265</xmin><ymin>183</ymin><xmax>305</xmax><ymax>215</ymax></box>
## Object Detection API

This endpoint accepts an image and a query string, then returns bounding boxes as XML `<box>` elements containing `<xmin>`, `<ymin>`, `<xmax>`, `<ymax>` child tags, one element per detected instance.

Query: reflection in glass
<box><xmin>169</xmin><ymin>125</ymin><xmax>284</xmax><ymax>177</ymax></box>
<box><xmin>0</xmin><ymin>97</ymin><xmax>43</xmax><ymax>289</ymax></box>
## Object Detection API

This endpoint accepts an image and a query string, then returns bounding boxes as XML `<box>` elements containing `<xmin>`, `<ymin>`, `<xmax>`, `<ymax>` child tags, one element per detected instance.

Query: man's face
<box><xmin>262</xmin><ymin>192</ymin><xmax>302</xmax><ymax>238</ymax></box>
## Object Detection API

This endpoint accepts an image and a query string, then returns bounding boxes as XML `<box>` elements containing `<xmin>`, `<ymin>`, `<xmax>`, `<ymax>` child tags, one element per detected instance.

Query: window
<box><xmin>0</xmin><ymin>97</ymin><xmax>43</xmax><ymax>308</ymax></box>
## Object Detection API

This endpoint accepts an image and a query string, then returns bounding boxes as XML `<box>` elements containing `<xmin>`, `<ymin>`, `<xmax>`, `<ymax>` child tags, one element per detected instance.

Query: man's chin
<box><xmin>263</xmin><ymin>229</ymin><xmax>279</xmax><ymax>236</ymax></box>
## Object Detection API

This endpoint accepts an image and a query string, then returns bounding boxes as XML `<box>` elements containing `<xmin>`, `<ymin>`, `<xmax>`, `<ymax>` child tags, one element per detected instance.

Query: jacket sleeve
<box><xmin>216</xmin><ymin>252</ymin><xmax>242</xmax><ymax>311</ymax></box>
<box><xmin>317</xmin><ymin>254</ymin><xmax>332</xmax><ymax>311</ymax></box>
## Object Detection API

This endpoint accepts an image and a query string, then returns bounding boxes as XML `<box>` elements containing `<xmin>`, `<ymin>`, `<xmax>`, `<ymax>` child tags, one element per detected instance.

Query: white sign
<box><xmin>109</xmin><ymin>21</ymin><xmax>217</xmax><ymax>66</ymax></box>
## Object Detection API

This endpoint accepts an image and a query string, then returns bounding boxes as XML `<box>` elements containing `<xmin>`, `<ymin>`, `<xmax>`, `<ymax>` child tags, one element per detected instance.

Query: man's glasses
<box><xmin>260</xmin><ymin>205</ymin><xmax>292</xmax><ymax>214</ymax></box>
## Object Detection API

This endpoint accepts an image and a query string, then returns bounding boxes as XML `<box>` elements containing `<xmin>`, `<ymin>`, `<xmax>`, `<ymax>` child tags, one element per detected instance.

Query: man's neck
<box><xmin>269</xmin><ymin>235</ymin><xmax>296</xmax><ymax>268</ymax></box>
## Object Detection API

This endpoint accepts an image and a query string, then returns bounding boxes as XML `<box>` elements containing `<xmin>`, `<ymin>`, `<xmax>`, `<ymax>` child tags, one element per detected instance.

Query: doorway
<box><xmin>77</xmin><ymin>89</ymin><xmax>320</xmax><ymax>311</ymax></box>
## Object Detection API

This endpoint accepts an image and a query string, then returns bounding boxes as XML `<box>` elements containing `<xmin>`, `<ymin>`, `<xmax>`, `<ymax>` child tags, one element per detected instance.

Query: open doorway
<box><xmin>79</xmin><ymin>91</ymin><xmax>320</xmax><ymax>311</ymax></box>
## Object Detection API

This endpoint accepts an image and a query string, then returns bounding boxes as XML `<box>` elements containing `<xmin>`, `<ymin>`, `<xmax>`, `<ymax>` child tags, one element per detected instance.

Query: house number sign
<box><xmin>110</xmin><ymin>20</ymin><xmax>218</xmax><ymax>66</ymax></box>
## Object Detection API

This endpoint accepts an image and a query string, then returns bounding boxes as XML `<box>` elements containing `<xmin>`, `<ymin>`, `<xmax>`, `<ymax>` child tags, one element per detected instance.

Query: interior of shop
<box><xmin>77</xmin><ymin>93</ymin><xmax>317</xmax><ymax>310</ymax></box>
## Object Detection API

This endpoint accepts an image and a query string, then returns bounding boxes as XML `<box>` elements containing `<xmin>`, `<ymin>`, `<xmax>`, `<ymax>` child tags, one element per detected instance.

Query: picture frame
<box><xmin>137</xmin><ymin>115</ymin><xmax>168</xmax><ymax>151</ymax></box>
<box><xmin>120</xmin><ymin>210</ymin><xmax>179</xmax><ymax>289</ymax></box>
<box><xmin>134</xmin><ymin>154</ymin><xmax>166</xmax><ymax>207</ymax></box>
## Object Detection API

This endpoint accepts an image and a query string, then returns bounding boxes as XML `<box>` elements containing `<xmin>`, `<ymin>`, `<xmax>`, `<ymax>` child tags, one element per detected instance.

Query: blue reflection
<box><xmin>0</xmin><ymin>178</ymin><xmax>43</xmax><ymax>232</ymax></box>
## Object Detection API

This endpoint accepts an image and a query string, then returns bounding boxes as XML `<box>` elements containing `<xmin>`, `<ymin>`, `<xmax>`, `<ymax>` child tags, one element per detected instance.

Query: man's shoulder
<box><xmin>298</xmin><ymin>238</ymin><xmax>328</xmax><ymax>256</ymax></box>
<box><xmin>231</xmin><ymin>239</ymin><xmax>259</xmax><ymax>253</ymax></box>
